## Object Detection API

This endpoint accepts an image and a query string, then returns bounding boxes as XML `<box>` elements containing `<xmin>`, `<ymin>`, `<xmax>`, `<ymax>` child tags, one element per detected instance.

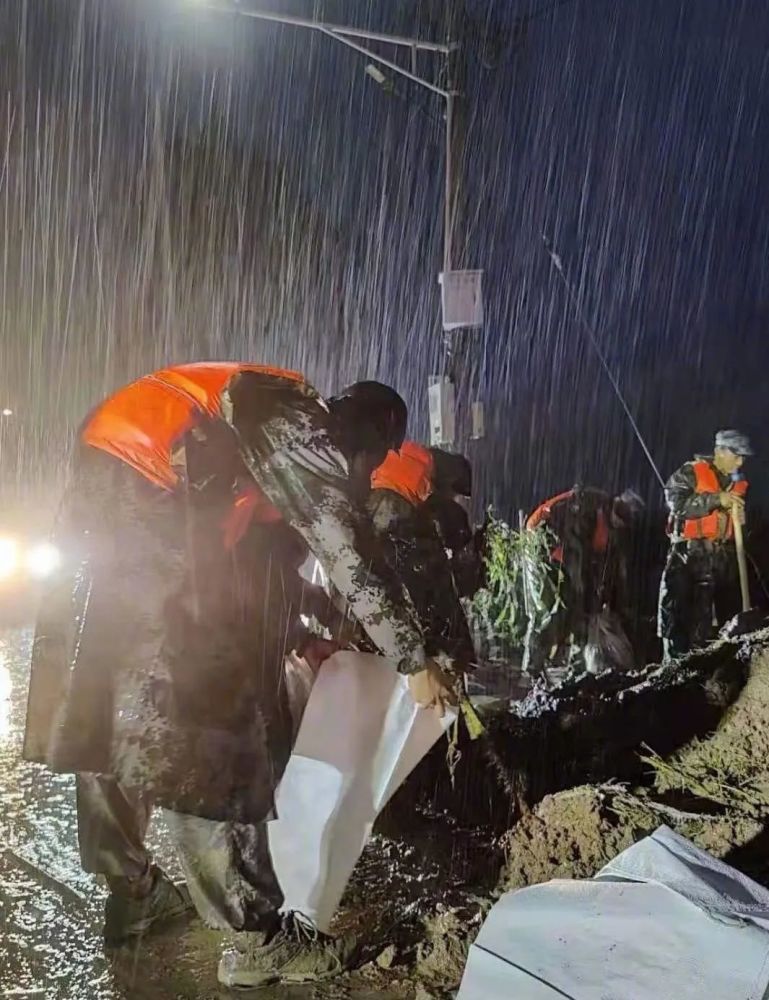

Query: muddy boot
<box><xmin>217</xmin><ymin>911</ymin><xmax>358</xmax><ymax>988</ymax></box>
<box><xmin>104</xmin><ymin>864</ymin><xmax>194</xmax><ymax>946</ymax></box>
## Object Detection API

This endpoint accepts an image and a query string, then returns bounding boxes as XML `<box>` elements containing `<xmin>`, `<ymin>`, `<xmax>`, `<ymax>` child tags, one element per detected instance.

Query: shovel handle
<box><xmin>732</xmin><ymin>512</ymin><xmax>751</xmax><ymax>613</ymax></box>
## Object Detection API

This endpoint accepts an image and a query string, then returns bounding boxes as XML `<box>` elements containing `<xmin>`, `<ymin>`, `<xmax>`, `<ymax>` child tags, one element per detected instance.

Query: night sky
<box><xmin>0</xmin><ymin>0</ymin><xmax>767</xmax><ymax>524</ymax></box>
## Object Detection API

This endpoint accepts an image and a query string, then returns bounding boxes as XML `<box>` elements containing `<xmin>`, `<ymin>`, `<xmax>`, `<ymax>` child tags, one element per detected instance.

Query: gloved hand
<box><xmin>408</xmin><ymin>658</ymin><xmax>457</xmax><ymax>718</ymax></box>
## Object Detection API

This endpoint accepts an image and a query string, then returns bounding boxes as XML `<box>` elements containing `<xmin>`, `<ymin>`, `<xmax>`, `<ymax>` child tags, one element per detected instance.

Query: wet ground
<box><xmin>0</xmin><ymin>626</ymin><xmax>205</xmax><ymax>999</ymax></box>
<box><xmin>0</xmin><ymin>626</ymin><xmax>499</xmax><ymax>999</ymax></box>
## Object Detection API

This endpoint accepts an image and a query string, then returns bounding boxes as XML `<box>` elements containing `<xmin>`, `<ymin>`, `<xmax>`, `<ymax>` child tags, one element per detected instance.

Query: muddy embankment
<box><xmin>371</xmin><ymin>626</ymin><xmax>769</xmax><ymax>997</ymax></box>
<box><xmin>499</xmin><ymin>630</ymin><xmax>769</xmax><ymax>890</ymax></box>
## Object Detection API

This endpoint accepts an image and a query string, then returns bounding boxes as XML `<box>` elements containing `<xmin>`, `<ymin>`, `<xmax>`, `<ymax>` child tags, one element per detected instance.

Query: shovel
<box><xmin>720</xmin><ymin>509</ymin><xmax>767</xmax><ymax>638</ymax></box>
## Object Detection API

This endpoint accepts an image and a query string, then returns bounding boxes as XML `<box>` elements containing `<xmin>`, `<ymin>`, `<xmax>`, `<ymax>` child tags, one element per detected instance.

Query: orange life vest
<box><xmin>526</xmin><ymin>490</ymin><xmax>574</xmax><ymax>532</ymax></box>
<box><xmin>371</xmin><ymin>442</ymin><xmax>434</xmax><ymax>507</ymax></box>
<box><xmin>82</xmin><ymin>362</ymin><xmax>304</xmax><ymax>548</ymax></box>
<box><xmin>527</xmin><ymin>489</ymin><xmax>610</xmax><ymax>563</ymax></box>
<box><xmin>82</xmin><ymin>362</ymin><xmax>304</xmax><ymax>491</ymax></box>
<box><xmin>680</xmin><ymin>460</ymin><xmax>748</xmax><ymax>541</ymax></box>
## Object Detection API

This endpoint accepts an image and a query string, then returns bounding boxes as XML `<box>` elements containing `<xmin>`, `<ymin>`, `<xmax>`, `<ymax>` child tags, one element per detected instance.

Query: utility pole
<box><xmin>443</xmin><ymin>0</ymin><xmax>466</xmax><ymax>277</ymax></box>
<box><xmin>190</xmin><ymin>2</ymin><xmax>483</xmax><ymax>446</ymax></box>
<box><xmin>441</xmin><ymin>0</ymin><xmax>486</xmax><ymax>452</ymax></box>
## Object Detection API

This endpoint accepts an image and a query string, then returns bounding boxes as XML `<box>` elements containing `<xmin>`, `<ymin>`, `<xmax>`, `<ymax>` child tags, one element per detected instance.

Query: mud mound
<box><xmin>414</xmin><ymin>904</ymin><xmax>488</xmax><ymax>993</ymax></box>
<box><xmin>498</xmin><ymin>784</ymin><xmax>763</xmax><ymax>892</ymax></box>
<box><xmin>391</xmin><ymin>633</ymin><xmax>754</xmax><ymax>832</ymax></box>
<box><xmin>650</xmin><ymin>644</ymin><xmax>769</xmax><ymax>816</ymax></box>
<box><xmin>499</xmin><ymin>785</ymin><xmax>637</xmax><ymax>890</ymax></box>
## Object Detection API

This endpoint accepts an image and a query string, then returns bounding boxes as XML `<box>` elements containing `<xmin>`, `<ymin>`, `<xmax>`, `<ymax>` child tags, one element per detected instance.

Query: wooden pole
<box><xmin>733</xmin><ymin>512</ymin><xmax>751</xmax><ymax>612</ymax></box>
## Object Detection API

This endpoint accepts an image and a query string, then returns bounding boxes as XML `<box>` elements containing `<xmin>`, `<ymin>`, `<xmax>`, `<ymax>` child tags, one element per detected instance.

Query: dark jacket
<box><xmin>529</xmin><ymin>486</ymin><xmax>631</xmax><ymax>624</ymax></box>
<box><xmin>367</xmin><ymin>488</ymin><xmax>475</xmax><ymax>665</ymax></box>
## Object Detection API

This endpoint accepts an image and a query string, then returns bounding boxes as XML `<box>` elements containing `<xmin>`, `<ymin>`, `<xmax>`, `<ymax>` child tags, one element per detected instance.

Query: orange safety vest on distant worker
<box><xmin>680</xmin><ymin>460</ymin><xmax>749</xmax><ymax>542</ymax></box>
<box><xmin>371</xmin><ymin>442</ymin><xmax>434</xmax><ymax>507</ymax></box>
<box><xmin>526</xmin><ymin>489</ymin><xmax>610</xmax><ymax>564</ymax></box>
<box><xmin>82</xmin><ymin>362</ymin><xmax>305</xmax><ymax>547</ymax></box>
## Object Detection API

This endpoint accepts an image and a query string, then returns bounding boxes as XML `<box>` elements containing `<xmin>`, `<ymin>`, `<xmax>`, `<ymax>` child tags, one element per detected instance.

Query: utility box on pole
<box><xmin>439</xmin><ymin>269</ymin><xmax>483</xmax><ymax>331</ymax></box>
<box><xmin>471</xmin><ymin>400</ymin><xmax>485</xmax><ymax>440</ymax></box>
<box><xmin>428</xmin><ymin>375</ymin><xmax>455</xmax><ymax>447</ymax></box>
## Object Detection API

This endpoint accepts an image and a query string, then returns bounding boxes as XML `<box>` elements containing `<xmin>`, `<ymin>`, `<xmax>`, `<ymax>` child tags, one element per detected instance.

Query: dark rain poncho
<box><xmin>24</xmin><ymin>373</ymin><xmax>426</xmax><ymax>824</ymax></box>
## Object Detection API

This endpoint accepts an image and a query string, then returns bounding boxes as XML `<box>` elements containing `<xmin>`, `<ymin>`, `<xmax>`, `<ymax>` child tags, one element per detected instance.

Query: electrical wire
<box><xmin>543</xmin><ymin>234</ymin><xmax>666</xmax><ymax>488</ymax></box>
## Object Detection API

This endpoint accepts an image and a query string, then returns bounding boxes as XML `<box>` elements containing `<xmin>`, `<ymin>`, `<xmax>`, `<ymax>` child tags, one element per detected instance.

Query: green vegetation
<box><xmin>469</xmin><ymin>512</ymin><xmax>564</xmax><ymax>657</ymax></box>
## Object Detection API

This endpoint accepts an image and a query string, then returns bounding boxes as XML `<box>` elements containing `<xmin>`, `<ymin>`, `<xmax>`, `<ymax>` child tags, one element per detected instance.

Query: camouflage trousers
<box><xmin>658</xmin><ymin>540</ymin><xmax>739</xmax><ymax>656</ymax></box>
<box><xmin>77</xmin><ymin>774</ymin><xmax>283</xmax><ymax>931</ymax></box>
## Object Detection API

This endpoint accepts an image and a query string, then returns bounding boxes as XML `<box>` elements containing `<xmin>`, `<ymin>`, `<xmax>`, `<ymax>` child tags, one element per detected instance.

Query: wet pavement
<box><xmin>0</xmin><ymin>626</ymin><xmax>205</xmax><ymax>999</ymax></box>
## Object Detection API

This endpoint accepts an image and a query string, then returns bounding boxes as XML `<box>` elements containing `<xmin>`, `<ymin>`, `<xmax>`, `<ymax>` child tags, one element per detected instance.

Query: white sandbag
<box><xmin>458</xmin><ymin>825</ymin><xmax>769</xmax><ymax>1000</ymax></box>
<box><xmin>268</xmin><ymin>650</ymin><xmax>455</xmax><ymax>932</ymax></box>
<box><xmin>596</xmin><ymin>825</ymin><xmax>769</xmax><ymax>927</ymax></box>
<box><xmin>284</xmin><ymin>652</ymin><xmax>316</xmax><ymax>738</ymax></box>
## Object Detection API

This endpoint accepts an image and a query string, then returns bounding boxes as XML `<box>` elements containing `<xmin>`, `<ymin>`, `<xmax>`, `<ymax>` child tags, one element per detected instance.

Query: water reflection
<box><xmin>0</xmin><ymin>650</ymin><xmax>11</xmax><ymax>741</ymax></box>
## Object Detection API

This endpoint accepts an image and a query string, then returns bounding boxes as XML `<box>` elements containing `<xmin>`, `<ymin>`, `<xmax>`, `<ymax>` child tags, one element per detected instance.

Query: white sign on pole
<box><xmin>439</xmin><ymin>269</ymin><xmax>484</xmax><ymax>331</ymax></box>
<box><xmin>428</xmin><ymin>375</ymin><xmax>455</xmax><ymax>447</ymax></box>
<box><xmin>471</xmin><ymin>401</ymin><xmax>485</xmax><ymax>440</ymax></box>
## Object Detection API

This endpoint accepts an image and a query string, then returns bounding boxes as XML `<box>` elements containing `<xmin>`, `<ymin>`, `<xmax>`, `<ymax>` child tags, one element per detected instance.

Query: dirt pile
<box><xmin>498</xmin><ymin>783</ymin><xmax>763</xmax><ymax>892</ymax></box>
<box><xmin>499</xmin><ymin>785</ymin><xmax>638</xmax><ymax>890</ymax></box>
<box><xmin>395</xmin><ymin>632</ymin><xmax>750</xmax><ymax>832</ymax></box>
<box><xmin>498</xmin><ymin>630</ymin><xmax>769</xmax><ymax>892</ymax></box>
<box><xmin>414</xmin><ymin>904</ymin><xmax>489</xmax><ymax>992</ymax></box>
<box><xmin>649</xmin><ymin>642</ymin><xmax>769</xmax><ymax>816</ymax></box>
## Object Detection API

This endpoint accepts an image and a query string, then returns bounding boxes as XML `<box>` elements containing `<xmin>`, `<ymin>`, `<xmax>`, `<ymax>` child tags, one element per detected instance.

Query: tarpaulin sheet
<box><xmin>458</xmin><ymin>825</ymin><xmax>769</xmax><ymax>1000</ymax></box>
<box><xmin>268</xmin><ymin>651</ymin><xmax>455</xmax><ymax>932</ymax></box>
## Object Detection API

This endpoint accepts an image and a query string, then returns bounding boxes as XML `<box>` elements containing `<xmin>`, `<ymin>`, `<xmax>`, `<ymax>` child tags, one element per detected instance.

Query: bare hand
<box><xmin>302</xmin><ymin>638</ymin><xmax>342</xmax><ymax>673</ymax></box>
<box><xmin>408</xmin><ymin>659</ymin><xmax>457</xmax><ymax>718</ymax></box>
<box><xmin>720</xmin><ymin>492</ymin><xmax>745</xmax><ymax>512</ymax></box>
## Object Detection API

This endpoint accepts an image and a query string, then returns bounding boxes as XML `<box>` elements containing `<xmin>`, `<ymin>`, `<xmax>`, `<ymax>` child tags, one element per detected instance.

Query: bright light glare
<box><xmin>26</xmin><ymin>542</ymin><xmax>61</xmax><ymax>579</ymax></box>
<box><xmin>0</xmin><ymin>538</ymin><xmax>19</xmax><ymax>580</ymax></box>
<box><xmin>1</xmin><ymin>408</ymin><xmax>12</xmax><ymax>417</ymax></box>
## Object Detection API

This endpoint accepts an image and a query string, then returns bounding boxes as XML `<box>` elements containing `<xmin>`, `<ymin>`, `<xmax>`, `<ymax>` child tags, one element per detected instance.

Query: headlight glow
<box><xmin>26</xmin><ymin>542</ymin><xmax>61</xmax><ymax>579</ymax></box>
<box><xmin>0</xmin><ymin>538</ymin><xmax>19</xmax><ymax>580</ymax></box>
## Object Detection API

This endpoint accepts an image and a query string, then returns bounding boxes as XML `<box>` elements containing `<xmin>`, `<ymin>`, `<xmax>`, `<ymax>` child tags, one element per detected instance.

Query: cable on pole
<box><xmin>543</xmin><ymin>234</ymin><xmax>665</xmax><ymax>488</ymax></box>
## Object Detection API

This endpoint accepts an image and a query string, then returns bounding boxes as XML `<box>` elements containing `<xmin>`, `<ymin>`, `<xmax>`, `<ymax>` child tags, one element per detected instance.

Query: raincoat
<box><xmin>24</xmin><ymin>366</ymin><xmax>426</xmax><ymax>825</ymax></box>
<box><xmin>522</xmin><ymin>486</ymin><xmax>631</xmax><ymax>675</ymax></box>
<box><xmin>368</xmin><ymin>445</ymin><xmax>474</xmax><ymax>664</ymax></box>
<box><xmin>658</xmin><ymin>457</ymin><xmax>744</xmax><ymax>654</ymax></box>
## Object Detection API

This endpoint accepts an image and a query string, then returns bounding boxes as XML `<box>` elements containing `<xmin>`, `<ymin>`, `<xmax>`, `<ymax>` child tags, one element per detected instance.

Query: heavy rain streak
<box><xmin>0</xmin><ymin>1</ymin><xmax>768</xmax><ymax>999</ymax></box>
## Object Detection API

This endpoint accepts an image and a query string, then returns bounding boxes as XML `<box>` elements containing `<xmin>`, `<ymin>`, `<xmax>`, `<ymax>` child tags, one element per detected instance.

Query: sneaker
<box><xmin>104</xmin><ymin>865</ymin><xmax>194</xmax><ymax>946</ymax></box>
<box><xmin>217</xmin><ymin>912</ymin><xmax>358</xmax><ymax>988</ymax></box>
